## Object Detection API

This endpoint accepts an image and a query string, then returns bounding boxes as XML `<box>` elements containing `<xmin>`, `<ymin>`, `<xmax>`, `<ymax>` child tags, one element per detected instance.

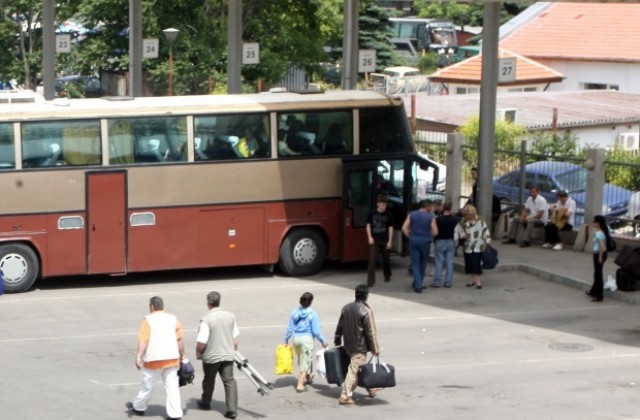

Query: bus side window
<box><xmin>0</xmin><ymin>123</ymin><xmax>15</xmax><ymax>169</ymax></box>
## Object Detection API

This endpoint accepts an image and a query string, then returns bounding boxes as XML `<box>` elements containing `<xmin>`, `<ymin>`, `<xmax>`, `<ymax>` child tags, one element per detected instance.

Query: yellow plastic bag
<box><xmin>275</xmin><ymin>344</ymin><xmax>294</xmax><ymax>375</ymax></box>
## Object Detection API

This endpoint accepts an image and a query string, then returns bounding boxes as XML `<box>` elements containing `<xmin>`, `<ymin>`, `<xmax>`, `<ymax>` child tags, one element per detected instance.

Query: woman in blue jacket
<box><xmin>284</xmin><ymin>292</ymin><xmax>328</xmax><ymax>392</ymax></box>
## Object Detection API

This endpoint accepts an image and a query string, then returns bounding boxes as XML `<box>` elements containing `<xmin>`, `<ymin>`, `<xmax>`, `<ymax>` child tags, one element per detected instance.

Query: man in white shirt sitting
<box><xmin>542</xmin><ymin>190</ymin><xmax>577</xmax><ymax>250</ymax></box>
<box><xmin>503</xmin><ymin>185</ymin><xmax>549</xmax><ymax>248</ymax></box>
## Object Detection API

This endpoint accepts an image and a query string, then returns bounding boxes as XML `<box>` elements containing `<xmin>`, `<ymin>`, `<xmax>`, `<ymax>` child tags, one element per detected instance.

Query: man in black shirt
<box><xmin>366</xmin><ymin>195</ymin><xmax>394</xmax><ymax>286</ymax></box>
<box><xmin>432</xmin><ymin>202</ymin><xmax>459</xmax><ymax>288</ymax></box>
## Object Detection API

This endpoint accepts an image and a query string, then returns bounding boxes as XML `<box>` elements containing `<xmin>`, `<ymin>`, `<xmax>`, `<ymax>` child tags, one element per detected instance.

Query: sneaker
<box><xmin>552</xmin><ymin>243</ymin><xmax>563</xmax><ymax>250</ymax></box>
<box><xmin>542</xmin><ymin>242</ymin><xmax>552</xmax><ymax>248</ymax></box>
<box><xmin>339</xmin><ymin>396</ymin><xmax>355</xmax><ymax>405</ymax></box>
<box><xmin>224</xmin><ymin>412</ymin><xmax>237</xmax><ymax>419</ymax></box>
<box><xmin>519</xmin><ymin>241</ymin><xmax>530</xmax><ymax>248</ymax></box>
<box><xmin>125</xmin><ymin>402</ymin><xmax>145</xmax><ymax>416</ymax></box>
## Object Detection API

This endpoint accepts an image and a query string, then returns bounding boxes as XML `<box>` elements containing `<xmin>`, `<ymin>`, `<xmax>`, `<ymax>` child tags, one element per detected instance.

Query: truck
<box><xmin>388</xmin><ymin>17</ymin><xmax>458</xmax><ymax>59</ymax></box>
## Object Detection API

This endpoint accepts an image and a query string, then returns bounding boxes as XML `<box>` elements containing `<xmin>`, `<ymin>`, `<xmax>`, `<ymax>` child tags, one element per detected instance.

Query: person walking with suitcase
<box><xmin>195</xmin><ymin>291</ymin><xmax>239</xmax><ymax>419</ymax></box>
<box><xmin>284</xmin><ymin>292</ymin><xmax>328</xmax><ymax>393</ymax></box>
<box><xmin>126</xmin><ymin>296</ymin><xmax>185</xmax><ymax>420</ymax></box>
<box><xmin>334</xmin><ymin>284</ymin><xmax>380</xmax><ymax>405</ymax></box>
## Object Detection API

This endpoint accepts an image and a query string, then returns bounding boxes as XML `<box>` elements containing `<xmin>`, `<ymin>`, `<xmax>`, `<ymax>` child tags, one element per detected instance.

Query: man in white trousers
<box><xmin>126</xmin><ymin>296</ymin><xmax>185</xmax><ymax>420</ymax></box>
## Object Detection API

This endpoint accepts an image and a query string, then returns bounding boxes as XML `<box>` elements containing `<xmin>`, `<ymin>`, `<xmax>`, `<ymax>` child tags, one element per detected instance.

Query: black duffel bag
<box><xmin>614</xmin><ymin>246</ymin><xmax>640</xmax><ymax>278</ymax></box>
<box><xmin>357</xmin><ymin>356</ymin><xmax>396</xmax><ymax>389</ymax></box>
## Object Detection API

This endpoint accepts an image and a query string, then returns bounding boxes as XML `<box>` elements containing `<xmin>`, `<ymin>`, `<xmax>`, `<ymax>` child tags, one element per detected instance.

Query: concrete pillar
<box><xmin>227</xmin><ymin>0</ymin><xmax>242</xmax><ymax>94</ymax></box>
<box><xmin>445</xmin><ymin>132</ymin><xmax>464</xmax><ymax>213</ymax></box>
<box><xmin>129</xmin><ymin>0</ymin><xmax>142</xmax><ymax>97</ymax></box>
<box><xmin>476</xmin><ymin>2</ymin><xmax>500</xmax><ymax>227</ymax></box>
<box><xmin>42</xmin><ymin>0</ymin><xmax>55</xmax><ymax>100</ymax></box>
<box><xmin>341</xmin><ymin>0</ymin><xmax>359</xmax><ymax>90</ymax></box>
<box><xmin>585</xmin><ymin>148</ymin><xmax>606</xmax><ymax>227</ymax></box>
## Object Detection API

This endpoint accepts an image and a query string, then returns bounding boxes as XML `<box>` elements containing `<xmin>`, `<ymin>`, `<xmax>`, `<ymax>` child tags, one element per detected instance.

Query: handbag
<box><xmin>177</xmin><ymin>358</ymin><xmax>195</xmax><ymax>387</ymax></box>
<box><xmin>315</xmin><ymin>349</ymin><xmax>326</xmax><ymax>380</ymax></box>
<box><xmin>275</xmin><ymin>344</ymin><xmax>294</xmax><ymax>375</ymax></box>
<box><xmin>357</xmin><ymin>356</ymin><xmax>396</xmax><ymax>389</ymax></box>
<box><xmin>481</xmin><ymin>245</ymin><xmax>498</xmax><ymax>269</ymax></box>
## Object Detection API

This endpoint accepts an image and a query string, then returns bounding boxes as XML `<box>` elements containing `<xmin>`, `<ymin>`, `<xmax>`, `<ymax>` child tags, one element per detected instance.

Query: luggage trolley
<box><xmin>234</xmin><ymin>351</ymin><xmax>274</xmax><ymax>396</ymax></box>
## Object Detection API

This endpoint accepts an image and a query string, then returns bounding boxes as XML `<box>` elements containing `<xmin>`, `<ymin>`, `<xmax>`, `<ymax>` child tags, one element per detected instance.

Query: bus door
<box><xmin>86</xmin><ymin>171</ymin><xmax>127</xmax><ymax>274</ymax></box>
<box><xmin>341</xmin><ymin>159</ymin><xmax>410</xmax><ymax>262</ymax></box>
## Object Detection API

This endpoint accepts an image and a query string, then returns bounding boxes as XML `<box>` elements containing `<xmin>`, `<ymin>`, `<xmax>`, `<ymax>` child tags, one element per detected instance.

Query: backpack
<box><xmin>606</xmin><ymin>235</ymin><xmax>616</xmax><ymax>252</ymax></box>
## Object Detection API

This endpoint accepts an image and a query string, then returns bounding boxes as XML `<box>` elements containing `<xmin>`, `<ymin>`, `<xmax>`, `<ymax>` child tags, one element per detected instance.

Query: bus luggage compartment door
<box><xmin>86</xmin><ymin>171</ymin><xmax>127</xmax><ymax>274</ymax></box>
<box><xmin>198</xmin><ymin>207</ymin><xmax>266</xmax><ymax>266</ymax></box>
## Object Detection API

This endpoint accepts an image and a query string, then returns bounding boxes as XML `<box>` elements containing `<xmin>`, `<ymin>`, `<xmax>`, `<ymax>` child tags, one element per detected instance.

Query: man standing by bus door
<box><xmin>127</xmin><ymin>296</ymin><xmax>185</xmax><ymax>420</ymax></box>
<box><xmin>366</xmin><ymin>195</ymin><xmax>394</xmax><ymax>287</ymax></box>
<box><xmin>195</xmin><ymin>291</ymin><xmax>239</xmax><ymax>420</ymax></box>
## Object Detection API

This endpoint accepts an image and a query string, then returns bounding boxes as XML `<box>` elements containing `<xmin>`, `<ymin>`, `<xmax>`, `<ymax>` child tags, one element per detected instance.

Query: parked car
<box><xmin>55</xmin><ymin>75</ymin><xmax>101</xmax><ymax>98</ymax></box>
<box><xmin>492</xmin><ymin>161</ymin><xmax>632</xmax><ymax>226</ymax></box>
<box><xmin>369</xmin><ymin>66</ymin><xmax>428</xmax><ymax>94</ymax></box>
<box><xmin>623</xmin><ymin>191</ymin><xmax>640</xmax><ymax>235</ymax></box>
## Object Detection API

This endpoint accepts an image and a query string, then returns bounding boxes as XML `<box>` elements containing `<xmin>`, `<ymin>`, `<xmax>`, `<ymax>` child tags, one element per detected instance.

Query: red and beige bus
<box><xmin>0</xmin><ymin>90</ymin><xmax>438</xmax><ymax>293</ymax></box>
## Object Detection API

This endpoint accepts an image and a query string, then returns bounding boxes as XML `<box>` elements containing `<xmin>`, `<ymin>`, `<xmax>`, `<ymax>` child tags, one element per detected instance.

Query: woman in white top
<box><xmin>455</xmin><ymin>205</ymin><xmax>491</xmax><ymax>289</ymax></box>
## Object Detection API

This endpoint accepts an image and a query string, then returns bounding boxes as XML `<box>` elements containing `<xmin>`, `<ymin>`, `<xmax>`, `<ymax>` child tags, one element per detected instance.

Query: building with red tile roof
<box><xmin>500</xmin><ymin>2</ymin><xmax>640</xmax><ymax>93</ymax></box>
<box><xmin>429</xmin><ymin>49</ymin><xmax>564</xmax><ymax>95</ymax></box>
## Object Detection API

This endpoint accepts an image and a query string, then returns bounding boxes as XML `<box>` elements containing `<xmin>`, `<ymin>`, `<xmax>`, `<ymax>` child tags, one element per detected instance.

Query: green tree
<box><xmin>359</xmin><ymin>0</ymin><xmax>397</xmax><ymax>71</ymax></box>
<box><xmin>457</xmin><ymin>115</ymin><xmax>528</xmax><ymax>172</ymax></box>
<box><xmin>528</xmin><ymin>131</ymin><xmax>582</xmax><ymax>157</ymax></box>
<box><xmin>605</xmin><ymin>148</ymin><xmax>640</xmax><ymax>191</ymax></box>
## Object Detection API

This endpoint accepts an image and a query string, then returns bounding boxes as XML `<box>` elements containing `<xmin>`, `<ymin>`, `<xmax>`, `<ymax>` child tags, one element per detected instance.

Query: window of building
<box><xmin>583</xmin><ymin>83</ymin><xmax>618</xmax><ymax>91</ymax></box>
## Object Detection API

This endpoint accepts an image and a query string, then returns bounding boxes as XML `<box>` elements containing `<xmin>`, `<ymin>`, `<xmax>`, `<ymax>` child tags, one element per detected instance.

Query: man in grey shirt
<box><xmin>195</xmin><ymin>291</ymin><xmax>239</xmax><ymax>419</ymax></box>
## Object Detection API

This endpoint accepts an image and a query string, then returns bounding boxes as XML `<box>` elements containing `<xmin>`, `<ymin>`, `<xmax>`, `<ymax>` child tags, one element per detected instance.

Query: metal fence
<box><xmin>414</xmin><ymin>131</ymin><xmax>640</xmax><ymax>238</ymax></box>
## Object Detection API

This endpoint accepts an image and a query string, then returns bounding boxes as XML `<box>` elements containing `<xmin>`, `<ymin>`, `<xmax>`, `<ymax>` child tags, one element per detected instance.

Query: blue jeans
<box><xmin>410</xmin><ymin>239</ymin><xmax>431</xmax><ymax>290</ymax></box>
<box><xmin>433</xmin><ymin>239</ymin><xmax>455</xmax><ymax>287</ymax></box>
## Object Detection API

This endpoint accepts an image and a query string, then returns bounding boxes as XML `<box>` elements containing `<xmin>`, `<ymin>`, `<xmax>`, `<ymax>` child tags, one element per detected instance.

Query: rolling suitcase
<box><xmin>616</xmin><ymin>268</ymin><xmax>637</xmax><ymax>292</ymax></box>
<box><xmin>324</xmin><ymin>346</ymin><xmax>350</xmax><ymax>386</ymax></box>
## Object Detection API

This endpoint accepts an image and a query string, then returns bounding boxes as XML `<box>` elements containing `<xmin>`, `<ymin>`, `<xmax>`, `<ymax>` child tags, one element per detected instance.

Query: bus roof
<box><xmin>0</xmin><ymin>90</ymin><xmax>401</xmax><ymax>121</ymax></box>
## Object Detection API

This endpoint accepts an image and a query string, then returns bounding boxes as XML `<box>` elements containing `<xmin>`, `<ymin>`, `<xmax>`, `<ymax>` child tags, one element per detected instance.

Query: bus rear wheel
<box><xmin>0</xmin><ymin>243</ymin><xmax>39</xmax><ymax>293</ymax></box>
<box><xmin>279</xmin><ymin>228</ymin><xmax>326</xmax><ymax>277</ymax></box>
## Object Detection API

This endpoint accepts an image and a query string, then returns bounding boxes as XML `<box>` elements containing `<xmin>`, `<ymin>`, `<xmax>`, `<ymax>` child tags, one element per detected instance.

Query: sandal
<box><xmin>367</xmin><ymin>388</ymin><xmax>379</xmax><ymax>398</ymax></box>
<box><xmin>296</xmin><ymin>387</ymin><xmax>307</xmax><ymax>393</ymax></box>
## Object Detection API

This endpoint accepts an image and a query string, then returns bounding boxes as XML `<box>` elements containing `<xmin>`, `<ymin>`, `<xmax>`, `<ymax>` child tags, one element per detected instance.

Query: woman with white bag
<box><xmin>284</xmin><ymin>292</ymin><xmax>328</xmax><ymax>392</ymax></box>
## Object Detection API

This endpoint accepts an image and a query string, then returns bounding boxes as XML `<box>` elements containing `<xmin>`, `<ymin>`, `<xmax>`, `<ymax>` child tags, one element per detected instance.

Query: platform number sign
<box><xmin>243</xmin><ymin>43</ymin><xmax>260</xmax><ymax>65</ymax></box>
<box><xmin>498</xmin><ymin>57</ymin><xmax>517</xmax><ymax>83</ymax></box>
<box><xmin>56</xmin><ymin>34</ymin><xmax>71</xmax><ymax>53</ymax></box>
<box><xmin>143</xmin><ymin>39</ymin><xmax>159</xmax><ymax>59</ymax></box>
<box><xmin>358</xmin><ymin>50</ymin><xmax>376</xmax><ymax>73</ymax></box>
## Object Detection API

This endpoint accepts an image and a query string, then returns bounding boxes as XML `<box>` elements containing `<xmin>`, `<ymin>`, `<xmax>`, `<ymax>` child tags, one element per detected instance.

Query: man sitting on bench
<box><xmin>503</xmin><ymin>185</ymin><xmax>549</xmax><ymax>248</ymax></box>
<box><xmin>542</xmin><ymin>190</ymin><xmax>576</xmax><ymax>251</ymax></box>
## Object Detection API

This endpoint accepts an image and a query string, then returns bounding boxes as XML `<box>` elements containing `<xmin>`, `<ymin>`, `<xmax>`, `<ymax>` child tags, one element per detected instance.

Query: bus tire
<box><xmin>279</xmin><ymin>228</ymin><xmax>326</xmax><ymax>277</ymax></box>
<box><xmin>0</xmin><ymin>243</ymin><xmax>39</xmax><ymax>293</ymax></box>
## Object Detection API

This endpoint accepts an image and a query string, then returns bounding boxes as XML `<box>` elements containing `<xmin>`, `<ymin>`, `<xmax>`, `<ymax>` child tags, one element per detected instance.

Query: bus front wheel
<box><xmin>279</xmin><ymin>228</ymin><xmax>326</xmax><ymax>277</ymax></box>
<box><xmin>0</xmin><ymin>243</ymin><xmax>39</xmax><ymax>293</ymax></box>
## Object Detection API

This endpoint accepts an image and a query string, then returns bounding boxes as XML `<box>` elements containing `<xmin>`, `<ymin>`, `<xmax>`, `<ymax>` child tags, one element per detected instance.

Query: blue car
<box><xmin>492</xmin><ymin>161</ymin><xmax>631</xmax><ymax>226</ymax></box>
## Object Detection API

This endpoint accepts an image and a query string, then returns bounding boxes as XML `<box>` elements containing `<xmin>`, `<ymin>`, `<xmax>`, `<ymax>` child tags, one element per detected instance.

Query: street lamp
<box><xmin>162</xmin><ymin>27</ymin><xmax>180</xmax><ymax>96</ymax></box>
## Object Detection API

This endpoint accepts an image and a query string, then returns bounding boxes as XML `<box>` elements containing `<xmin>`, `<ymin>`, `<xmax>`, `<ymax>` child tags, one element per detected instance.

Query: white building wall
<box><xmin>538</xmin><ymin>60</ymin><xmax>640</xmax><ymax>93</ymax></box>
<box><xmin>544</xmin><ymin>124</ymin><xmax>640</xmax><ymax>150</ymax></box>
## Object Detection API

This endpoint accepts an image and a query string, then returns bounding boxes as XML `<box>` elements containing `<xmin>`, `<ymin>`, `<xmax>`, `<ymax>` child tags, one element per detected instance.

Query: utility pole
<box><xmin>129</xmin><ymin>0</ymin><xmax>142</xmax><ymax>97</ymax></box>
